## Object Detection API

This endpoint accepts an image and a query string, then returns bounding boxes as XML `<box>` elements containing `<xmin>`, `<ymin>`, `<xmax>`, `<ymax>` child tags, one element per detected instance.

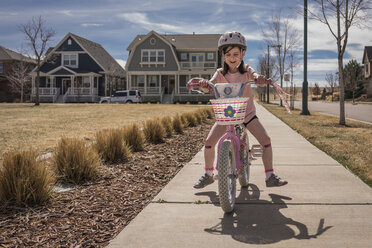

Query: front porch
<box><xmin>127</xmin><ymin>72</ymin><xmax>214</xmax><ymax>103</ymax></box>
<box><xmin>31</xmin><ymin>74</ymin><xmax>101</xmax><ymax>103</ymax></box>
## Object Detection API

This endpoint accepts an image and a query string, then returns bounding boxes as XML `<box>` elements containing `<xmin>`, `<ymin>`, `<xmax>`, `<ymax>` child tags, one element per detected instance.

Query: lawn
<box><xmin>0</xmin><ymin>103</ymin><xmax>205</xmax><ymax>160</ymax></box>
<box><xmin>261</xmin><ymin>103</ymin><xmax>372</xmax><ymax>187</ymax></box>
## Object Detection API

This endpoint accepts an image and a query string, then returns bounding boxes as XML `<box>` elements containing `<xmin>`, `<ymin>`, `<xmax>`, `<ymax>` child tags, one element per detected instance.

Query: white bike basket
<box><xmin>210</xmin><ymin>97</ymin><xmax>249</xmax><ymax>125</ymax></box>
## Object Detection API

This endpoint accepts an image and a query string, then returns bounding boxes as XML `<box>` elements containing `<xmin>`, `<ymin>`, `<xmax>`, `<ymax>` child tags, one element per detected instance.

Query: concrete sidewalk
<box><xmin>108</xmin><ymin>103</ymin><xmax>372</xmax><ymax>248</ymax></box>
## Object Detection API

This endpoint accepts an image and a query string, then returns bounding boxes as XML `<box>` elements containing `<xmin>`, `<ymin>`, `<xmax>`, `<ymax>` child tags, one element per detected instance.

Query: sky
<box><xmin>1</xmin><ymin>0</ymin><xmax>371</xmax><ymax>87</ymax></box>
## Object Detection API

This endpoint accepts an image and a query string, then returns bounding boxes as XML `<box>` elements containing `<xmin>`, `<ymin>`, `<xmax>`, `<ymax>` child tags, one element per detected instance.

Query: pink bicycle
<box><xmin>187</xmin><ymin>78</ymin><xmax>262</xmax><ymax>213</ymax></box>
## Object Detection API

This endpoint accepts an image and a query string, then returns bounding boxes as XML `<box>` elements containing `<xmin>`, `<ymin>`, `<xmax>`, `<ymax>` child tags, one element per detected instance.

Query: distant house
<box><xmin>31</xmin><ymin>33</ymin><xmax>126</xmax><ymax>103</ymax></box>
<box><xmin>0</xmin><ymin>46</ymin><xmax>36</xmax><ymax>102</ymax></box>
<box><xmin>362</xmin><ymin>46</ymin><xmax>372</xmax><ymax>97</ymax></box>
<box><xmin>126</xmin><ymin>30</ymin><xmax>221</xmax><ymax>103</ymax></box>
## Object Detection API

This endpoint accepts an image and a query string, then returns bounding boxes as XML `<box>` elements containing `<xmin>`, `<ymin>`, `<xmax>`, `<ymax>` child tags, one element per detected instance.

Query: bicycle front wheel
<box><xmin>239</xmin><ymin>130</ymin><xmax>250</xmax><ymax>187</ymax></box>
<box><xmin>217</xmin><ymin>140</ymin><xmax>236</xmax><ymax>213</ymax></box>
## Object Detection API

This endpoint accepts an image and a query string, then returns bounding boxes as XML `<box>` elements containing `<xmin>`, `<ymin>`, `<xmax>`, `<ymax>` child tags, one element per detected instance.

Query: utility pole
<box><xmin>266</xmin><ymin>45</ymin><xmax>270</xmax><ymax>103</ymax></box>
<box><xmin>301</xmin><ymin>0</ymin><xmax>310</xmax><ymax>115</ymax></box>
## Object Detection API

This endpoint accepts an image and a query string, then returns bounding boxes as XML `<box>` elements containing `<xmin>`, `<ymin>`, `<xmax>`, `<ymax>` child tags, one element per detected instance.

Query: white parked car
<box><xmin>99</xmin><ymin>90</ymin><xmax>142</xmax><ymax>104</ymax></box>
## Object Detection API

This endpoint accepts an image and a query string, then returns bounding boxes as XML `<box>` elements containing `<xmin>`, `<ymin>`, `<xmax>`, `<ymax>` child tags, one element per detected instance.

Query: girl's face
<box><xmin>222</xmin><ymin>46</ymin><xmax>245</xmax><ymax>72</ymax></box>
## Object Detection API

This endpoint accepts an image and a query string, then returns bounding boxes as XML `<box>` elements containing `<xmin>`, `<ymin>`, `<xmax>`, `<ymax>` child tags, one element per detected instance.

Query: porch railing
<box><xmin>38</xmin><ymin>87</ymin><xmax>58</xmax><ymax>95</ymax></box>
<box><xmin>69</xmin><ymin>87</ymin><xmax>98</xmax><ymax>95</ymax></box>
<box><xmin>180</xmin><ymin>62</ymin><xmax>216</xmax><ymax>69</ymax></box>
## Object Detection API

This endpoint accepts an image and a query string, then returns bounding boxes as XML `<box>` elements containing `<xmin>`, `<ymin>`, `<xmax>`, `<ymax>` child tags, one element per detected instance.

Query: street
<box><xmin>274</xmin><ymin>100</ymin><xmax>372</xmax><ymax>124</ymax></box>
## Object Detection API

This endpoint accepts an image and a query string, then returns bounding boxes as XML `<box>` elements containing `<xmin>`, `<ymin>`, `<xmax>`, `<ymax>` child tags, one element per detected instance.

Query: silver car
<box><xmin>100</xmin><ymin>90</ymin><xmax>142</xmax><ymax>103</ymax></box>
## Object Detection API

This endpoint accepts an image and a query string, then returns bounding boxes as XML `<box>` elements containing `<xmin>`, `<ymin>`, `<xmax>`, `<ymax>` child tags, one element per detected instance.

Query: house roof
<box><xmin>0</xmin><ymin>46</ymin><xmax>36</xmax><ymax>63</ymax></box>
<box><xmin>68</xmin><ymin>33</ymin><xmax>125</xmax><ymax>76</ymax></box>
<box><xmin>364</xmin><ymin>46</ymin><xmax>372</xmax><ymax>63</ymax></box>
<box><xmin>127</xmin><ymin>31</ymin><xmax>221</xmax><ymax>51</ymax></box>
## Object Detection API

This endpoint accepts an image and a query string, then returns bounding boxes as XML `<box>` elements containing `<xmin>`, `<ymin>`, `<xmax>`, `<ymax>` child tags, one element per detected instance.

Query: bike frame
<box><xmin>216</xmin><ymin>124</ymin><xmax>248</xmax><ymax>176</ymax></box>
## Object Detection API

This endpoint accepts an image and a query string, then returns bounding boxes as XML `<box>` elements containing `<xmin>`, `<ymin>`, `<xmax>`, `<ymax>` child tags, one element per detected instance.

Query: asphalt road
<box><xmin>274</xmin><ymin>100</ymin><xmax>372</xmax><ymax>124</ymax></box>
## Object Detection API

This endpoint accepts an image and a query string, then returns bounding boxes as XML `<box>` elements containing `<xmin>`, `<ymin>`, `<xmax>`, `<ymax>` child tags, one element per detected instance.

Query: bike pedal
<box><xmin>251</xmin><ymin>144</ymin><xmax>263</xmax><ymax>157</ymax></box>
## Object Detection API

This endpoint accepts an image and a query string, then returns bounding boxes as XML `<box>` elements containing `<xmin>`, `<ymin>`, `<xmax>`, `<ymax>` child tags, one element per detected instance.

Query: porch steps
<box><xmin>162</xmin><ymin>94</ymin><xmax>173</xmax><ymax>104</ymax></box>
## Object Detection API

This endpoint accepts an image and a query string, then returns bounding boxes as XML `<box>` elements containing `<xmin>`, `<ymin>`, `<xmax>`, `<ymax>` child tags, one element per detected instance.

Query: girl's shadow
<box><xmin>196</xmin><ymin>184</ymin><xmax>332</xmax><ymax>244</ymax></box>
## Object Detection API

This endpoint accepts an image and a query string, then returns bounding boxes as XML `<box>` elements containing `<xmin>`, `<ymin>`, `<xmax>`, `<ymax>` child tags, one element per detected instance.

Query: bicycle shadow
<box><xmin>196</xmin><ymin>184</ymin><xmax>332</xmax><ymax>245</ymax></box>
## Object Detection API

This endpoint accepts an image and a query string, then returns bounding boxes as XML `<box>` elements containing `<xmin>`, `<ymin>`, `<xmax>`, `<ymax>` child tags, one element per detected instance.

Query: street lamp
<box><xmin>266</xmin><ymin>44</ymin><xmax>281</xmax><ymax>104</ymax></box>
<box><xmin>301</xmin><ymin>0</ymin><xmax>310</xmax><ymax>115</ymax></box>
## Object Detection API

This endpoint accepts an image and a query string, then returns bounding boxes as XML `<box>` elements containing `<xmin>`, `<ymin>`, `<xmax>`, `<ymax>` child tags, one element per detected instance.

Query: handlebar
<box><xmin>186</xmin><ymin>77</ymin><xmax>256</xmax><ymax>99</ymax></box>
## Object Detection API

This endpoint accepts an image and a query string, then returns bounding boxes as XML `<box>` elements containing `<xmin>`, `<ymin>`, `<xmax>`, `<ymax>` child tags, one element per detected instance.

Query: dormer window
<box><xmin>141</xmin><ymin>49</ymin><xmax>165</xmax><ymax>67</ymax></box>
<box><xmin>62</xmin><ymin>54</ymin><xmax>78</xmax><ymax>68</ymax></box>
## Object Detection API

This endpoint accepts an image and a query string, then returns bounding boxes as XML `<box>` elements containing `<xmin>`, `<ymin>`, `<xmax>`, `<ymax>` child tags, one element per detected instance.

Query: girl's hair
<box><xmin>220</xmin><ymin>45</ymin><xmax>246</xmax><ymax>76</ymax></box>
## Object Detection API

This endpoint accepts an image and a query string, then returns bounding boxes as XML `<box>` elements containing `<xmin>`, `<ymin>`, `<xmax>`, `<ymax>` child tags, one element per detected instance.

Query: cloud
<box><xmin>81</xmin><ymin>23</ymin><xmax>103</xmax><ymax>27</ymax></box>
<box><xmin>116</xmin><ymin>59</ymin><xmax>126</xmax><ymax>69</ymax></box>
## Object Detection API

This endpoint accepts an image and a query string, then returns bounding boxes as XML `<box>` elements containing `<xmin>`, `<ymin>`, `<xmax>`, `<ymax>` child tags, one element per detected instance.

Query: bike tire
<box><xmin>218</xmin><ymin>140</ymin><xmax>236</xmax><ymax>213</ymax></box>
<box><xmin>239</xmin><ymin>130</ymin><xmax>250</xmax><ymax>187</ymax></box>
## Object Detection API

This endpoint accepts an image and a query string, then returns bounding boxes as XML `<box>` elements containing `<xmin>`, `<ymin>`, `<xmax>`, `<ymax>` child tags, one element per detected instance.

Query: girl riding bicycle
<box><xmin>193</xmin><ymin>31</ymin><xmax>287</xmax><ymax>189</ymax></box>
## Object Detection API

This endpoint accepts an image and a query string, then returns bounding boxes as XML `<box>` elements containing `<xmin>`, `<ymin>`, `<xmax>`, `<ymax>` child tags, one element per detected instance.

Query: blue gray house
<box><xmin>126</xmin><ymin>30</ymin><xmax>221</xmax><ymax>103</ymax></box>
<box><xmin>31</xmin><ymin>33</ymin><xmax>126</xmax><ymax>103</ymax></box>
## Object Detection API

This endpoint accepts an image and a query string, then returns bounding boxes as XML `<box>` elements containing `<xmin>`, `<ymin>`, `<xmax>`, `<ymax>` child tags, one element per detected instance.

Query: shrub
<box><xmin>95</xmin><ymin>129</ymin><xmax>131</xmax><ymax>163</ymax></box>
<box><xmin>184</xmin><ymin>112</ymin><xmax>197</xmax><ymax>127</ymax></box>
<box><xmin>172</xmin><ymin>114</ymin><xmax>184</xmax><ymax>134</ymax></box>
<box><xmin>0</xmin><ymin>150</ymin><xmax>54</xmax><ymax>206</ymax></box>
<box><xmin>53</xmin><ymin>137</ymin><xmax>100</xmax><ymax>184</ymax></box>
<box><xmin>180</xmin><ymin>113</ymin><xmax>189</xmax><ymax>127</ymax></box>
<box><xmin>203</xmin><ymin>107</ymin><xmax>214</xmax><ymax>119</ymax></box>
<box><xmin>194</xmin><ymin>110</ymin><xmax>204</xmax><ymax>124</ymax></box>
<box><xmin>143</xmin><ymin>118</ymin><xmax>166</xmax><ymax>144</ymax></box>
<box><xmin>123</xmin><ymin>123</ymin><xmax>145</xmax><ymax>152</ymax></box>
<box><xmin>161</xmin><ymin>116</ymin><xmax>173</xmax><ymax>137</ymax></box>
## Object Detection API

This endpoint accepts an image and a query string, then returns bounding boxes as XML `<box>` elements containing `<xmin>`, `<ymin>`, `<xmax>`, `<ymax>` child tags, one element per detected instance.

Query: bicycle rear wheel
<box><xmin>239</xmin><ymin>130</ymin><xmax>250</xmax><ymax>187</ymax></box>
<box><xmin>217</xmin><ymin>140</ymin><xmax>236</xmax><ymax>213</ymax></box>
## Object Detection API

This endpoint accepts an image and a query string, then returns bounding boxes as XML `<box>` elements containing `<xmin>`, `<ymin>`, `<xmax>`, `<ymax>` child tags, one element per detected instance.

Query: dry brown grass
<box><xmin>0</xmin><ymin>150</ymin><xmax>54</xmax><ymax>206</ymax></box>
<box><xmin>52</xmin><ymin>137</ymin><xmax>100</xmax><ymax>184</ymax></box>
<box><xmin>262</xmin><ymin>103</ymin><xmax>372</xmax><ymax>187</ymax></box>
<box><xmin>0</xmin><ymin>103</ymin><xmax>204</xmax><ymax>161</ymax></box>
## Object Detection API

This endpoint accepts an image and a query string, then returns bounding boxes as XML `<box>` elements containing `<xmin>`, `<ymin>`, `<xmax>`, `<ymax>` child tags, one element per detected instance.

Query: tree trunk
<box><xmin>338</xmin><ymin>58</ymin><xmax>346</xmax><ymax>125</ymax></box>
<box><xmin>35</xmin><ymin>61</ymin><xmax>40</xmax><ymax>106</ymax></box>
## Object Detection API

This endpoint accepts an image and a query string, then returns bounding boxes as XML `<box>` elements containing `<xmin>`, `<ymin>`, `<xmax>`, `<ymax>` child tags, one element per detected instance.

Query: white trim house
<box><xmin>31</xmin><ymin>33</ymin><xmax>126</xmax><ymax>103</ymax></box>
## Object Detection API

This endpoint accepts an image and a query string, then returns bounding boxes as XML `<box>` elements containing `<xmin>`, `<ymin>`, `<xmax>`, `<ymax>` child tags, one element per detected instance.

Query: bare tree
<box><xmin>308</xmin><ymin>0</ymin><xmax>371</xmax><ymax>125</ymax></box>
<box><xmin>5</xmin><ymin>60</ymin><xmax>32</xmax><ymax>103</ymax></box>
<box><xmin>262</xmin><ymin>10</ymin><xmax>301</xmax><ymax>106</ymax></box>
<box><xmin>19</xmin><ymin>16</ymin><xmax>55</xmax><ymax>106</ymax></box>
<box><xmin>325</xmin><ymin>72</ymin><xmax>338</xmax><ymax>101</ymax></box>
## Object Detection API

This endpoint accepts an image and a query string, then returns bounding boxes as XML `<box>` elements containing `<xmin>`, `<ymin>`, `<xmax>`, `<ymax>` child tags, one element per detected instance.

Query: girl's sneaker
<box><xmin>266</xmin><ymin>173</ymin><xmax>288</xmax><ymax>187</ymax></box>
<box><xmin>194</xmin><ymin>173</ymin><xmax>215</xmax><ymax>189</ymax></box>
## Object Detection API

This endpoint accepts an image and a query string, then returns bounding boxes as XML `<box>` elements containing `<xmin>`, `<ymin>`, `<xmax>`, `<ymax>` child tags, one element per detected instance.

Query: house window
<box><xmin>180</xmin><ymin>53</ymin><xmax>188</xmax><ymax>61</ymax></box>
<box><xmin>207</xmin><ymin>53</ymin><xmax>214</xmax><ymax>60</ymax></box>
<box><xmin>62</xmin><ymin>54</ymin><xmax>78</xmax><ymax>68</ymax></box>
<box><xmin>94</xmin><ymin>77</ymin><xmax>98</xmax><ymax>88</ymax></box>
<box><xmin>142</xmin><ymin>51</ymin><xmax>149</xmax><ymax>62</ymax></box>
<box><xmin>0</xmin><ymin>62</ymin><xmax>3</xmax><ymax>73</ymax></box>
<box><xmin>138</xmin><ymin>75</ymin><xmax>145</xmax><ymax>87</ymax></box>
<box><xmin>141</xmin><ymin>49</ymin><xmax>165</xmax><ymax>64</ymax></box>
<box><xmin>83</xmin><ymin>77</ymin><xmax>90</xmax><ymax>88</ymax></box>
<box><xmin>366</xmin><ymin>64</ymin><xmax>369</xmax><ymax>74</ymax></box>
<box><xmin>68</xmin><ymin>39</ymin><xmax>72</xmax><ymax>45</ymax></box>
<box><xmin>150</xmin><ymin>51</ymin><xmax>156</xmax><ymax>62</ymax></box>
<box><xmin>148</xmin><ymin>75</ymin><xmax>158</xmax><ymax>87</ymax></box>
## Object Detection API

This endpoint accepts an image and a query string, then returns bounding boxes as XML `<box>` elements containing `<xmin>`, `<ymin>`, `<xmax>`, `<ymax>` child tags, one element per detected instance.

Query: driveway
<box><xmin>275</xmin><ymin>100</ymin><xmax>372</xmax><ymax>124</ymax></box>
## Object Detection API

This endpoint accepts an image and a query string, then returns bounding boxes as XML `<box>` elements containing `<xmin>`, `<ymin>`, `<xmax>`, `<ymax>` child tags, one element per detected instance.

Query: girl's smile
<box><xmin>222</xmin><ymin>46</ymin><xmax>245</xmax><ymax>73</ymax></box>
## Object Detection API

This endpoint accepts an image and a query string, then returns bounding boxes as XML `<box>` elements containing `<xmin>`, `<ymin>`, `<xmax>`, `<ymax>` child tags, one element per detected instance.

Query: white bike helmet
<box><xmin>218</xmin><ymin>31</ymin><xmax>246</xmax><ymax>50</ymax></box>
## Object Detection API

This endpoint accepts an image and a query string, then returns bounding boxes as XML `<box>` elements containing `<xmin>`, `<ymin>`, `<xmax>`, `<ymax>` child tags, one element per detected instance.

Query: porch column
<box><xmin>127</xmin><ymin>73</ymin><xmax>130</xmax><ymax>90</ymax></box>
<box><xmin>159</xmin><ymin>74</ymin><xmax>162</xmax><ymax>94</ymax></box>
<box><xmin>90</xmin><ymin>76</ymin><xmax>93</xmax><ymax>94</ymax></box>
<box><xmin>70</xmin><ymin>76</ymin><xmax>75</xmax><ymax>95</ymax></box>
<box><xmin>144</xmin><ymin>75</ymin><xmax>147</xmax><ymax>94</ymax></box>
